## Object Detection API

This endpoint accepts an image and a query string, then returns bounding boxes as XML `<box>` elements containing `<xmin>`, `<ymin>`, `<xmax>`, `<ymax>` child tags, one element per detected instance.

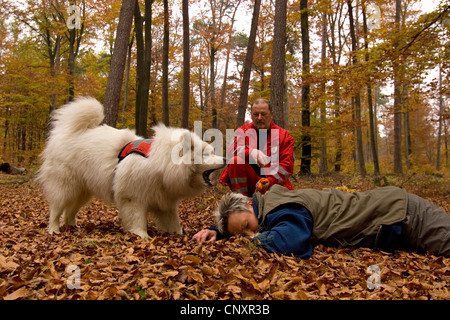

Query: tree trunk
<box><xmin>444</xmin><ymin>112</ymin><xmax>449</xmax><ymax>167</ymax></box>
<box><xmin>436</xmin><ymin>63</ymin><xmax>444</xmax><ymax>170</ymax></box>
<box><xmin>66</xmin><ymin>1</ymin><xmax>85</xmax><ymax>102</ymax></box>
<box><xmin>362</xmin><ymin>7</ymin><xmax>380</xmax><ymax>175</ymax></box>
<box><xmin>393</xmin><ymin>0</ymin><xmax>403</xmax><ymax>174</ymax></box>
<box><xmin>319</xmin><ymin>10</ymin><xmax>328</xmax><ymax>174</ymax></box>
<box><xmin>219</xmin><ymin>0</ymin><xmax>241</xmax><ymax>129</ymax></box>
<box><xmin>49</xmin><ymin>35</ymin><xmax>61</xmax><ymax>114</ymax></box>
<box><xmin>162</xmin><ymin>0</ymin><xmax>170</xmax><ymax>126</ymax></box>
<box><xmin>328</xmin><ymin>1</ymin><xmax>344</xmax><ymax>172</ymax></box>
<box><xmin>181</xmin><ymin>0</ymin><xmax>190</xmax><ymax>129</ymax></box>
<box><xmin>347</xmin><ymin>0</ymin><xmax>366</xmax><ymax>177</ymax></box>
<box><xmin>403</xmin><ymin>85</ymin><xmax>411</xmax><ymax>169</ymax></box>
<box><xmin>68</xmin><ymin>28</ymin><xmax>76</xmax><ymax>101</ymax></box>
<box><xmin>236</xmin><ymin>0</ymin><xmax>261</xmax><ymax>127</ymax></box>
<box><xmin>134</xmin><ymin>0</ymin><xmax>152</xmax><ymax>137</ymax></box>
<box><xmin>210</xmin><ymin>47</ymin><xmax>217</xmax><ymax>128</ymax></box>
<box><xmin>121</xmin><ymin>34</ymin><xmax>134</xmax><ymax>126</ymax></box>
<box><xmin>270</xmin><ymin>0</ymin><xmax>287</xmax><ymax>128</ymax></box>
<box><xmin>103</xmin><ymin>0</ymin><xmax>136</xmax><ymax>127</ymax></box>
<box><xmin>299</xmin><ymin>0</ymin><xmax>311</xmax><ymax>175</ymax></box>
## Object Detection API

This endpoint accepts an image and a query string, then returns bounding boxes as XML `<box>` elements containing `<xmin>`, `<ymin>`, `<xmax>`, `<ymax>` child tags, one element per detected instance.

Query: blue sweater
<box><xmin>253</xmin><ymin>203</ymin><xmax>313</xmax><ymax>258</ymax></box>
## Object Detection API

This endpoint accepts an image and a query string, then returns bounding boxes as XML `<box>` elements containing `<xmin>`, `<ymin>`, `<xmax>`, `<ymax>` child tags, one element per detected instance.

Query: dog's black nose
<box><xmin>222</xmin><ymin>157</ymin><xmax>227</xmax><ymax>165</ymax></box>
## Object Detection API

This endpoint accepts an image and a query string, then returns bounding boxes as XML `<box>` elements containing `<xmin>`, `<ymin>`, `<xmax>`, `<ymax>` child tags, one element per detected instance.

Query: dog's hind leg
<box><xmin>48</xmin><ymin>202</ymin><xmax>64</xmax><ymax>234</ymax></box>
<box><xmin>62</xmin><ymin>190</ymin><xmax>91</xmax><ymax>227</ymax></box>
<box><xmin>46</xmin><ymin>181</ymin><xmax>90</xmax><ymax>234</ymax></box>
<box><xmin>117</xmin><ymin>199</ymin><xmax>149</xmax><ymax>238</ymax></box>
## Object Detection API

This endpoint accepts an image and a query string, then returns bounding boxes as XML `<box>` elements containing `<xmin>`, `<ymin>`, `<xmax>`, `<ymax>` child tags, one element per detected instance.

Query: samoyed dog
<box><xmin>38</xmin><ymin>97</ymin><xmax>226</xmax><ymax>238</ymax></box>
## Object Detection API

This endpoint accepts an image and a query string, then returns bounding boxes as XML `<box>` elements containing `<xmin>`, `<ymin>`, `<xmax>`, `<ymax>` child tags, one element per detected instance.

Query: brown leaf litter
<box><xmin>0</xmin><ymin>173</ymin><xmax>449</xmax><ymax>300</ymax></box>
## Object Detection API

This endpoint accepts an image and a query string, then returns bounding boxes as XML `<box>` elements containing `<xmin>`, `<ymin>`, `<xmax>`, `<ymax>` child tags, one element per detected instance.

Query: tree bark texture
<box><xmin>103</xmin><ymin>0</ymin><xmax>136</xmax><ymax>127</ymax></box>
<box><xmin>270</xmin><ymin>0</ymin><xmax>287</xmax><ymax>128</ymax></box>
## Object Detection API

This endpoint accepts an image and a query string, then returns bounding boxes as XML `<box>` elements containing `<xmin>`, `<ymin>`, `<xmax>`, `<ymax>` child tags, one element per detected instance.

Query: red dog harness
<box><xmin>118</xmin><ymin>139</ymin><xmax>153</xmax><ymax>162</ymax></box>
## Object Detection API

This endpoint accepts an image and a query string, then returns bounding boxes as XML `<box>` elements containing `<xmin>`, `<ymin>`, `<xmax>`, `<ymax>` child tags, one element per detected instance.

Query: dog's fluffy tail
<box><xmin>51</xmin><ymin>97</ymin><xmax>104</xmax><ymax>134</ymax></box>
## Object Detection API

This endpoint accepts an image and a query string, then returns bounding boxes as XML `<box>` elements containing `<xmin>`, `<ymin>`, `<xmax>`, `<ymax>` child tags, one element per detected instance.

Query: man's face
<box><xmin>227</xmin><ymin>203</ymin><xmax>259</xmax><ymax>237</ymax></box>
<box><xmin>251</xmin><ymin>103</ymin><xmax>273</xmax><ymax>130</ymax></box>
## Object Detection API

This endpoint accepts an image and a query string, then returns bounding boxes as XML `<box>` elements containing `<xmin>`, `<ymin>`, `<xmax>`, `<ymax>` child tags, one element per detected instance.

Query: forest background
<box><xmin>0</xmin><ymin>0</ymin><xmax>449</xmax><ymax>177</ymax></box>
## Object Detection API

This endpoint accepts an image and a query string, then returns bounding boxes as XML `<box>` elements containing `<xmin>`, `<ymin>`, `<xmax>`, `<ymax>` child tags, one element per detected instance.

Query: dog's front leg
<box><xmin>117</xmin><ymin>198</ymin><xmax>149</xmax><ymax>238</ymax></box>
<box><xmin>152</xmin><ymin>207</ymin><xmax>183</xmax><ymax>235</ymax></box>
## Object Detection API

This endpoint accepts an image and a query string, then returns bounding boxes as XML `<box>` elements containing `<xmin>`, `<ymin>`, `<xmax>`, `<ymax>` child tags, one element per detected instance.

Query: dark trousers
<box><xmin>401</xmin><ymin>194</ymin><xmax>450</xmax><ymax>257</ymax></box>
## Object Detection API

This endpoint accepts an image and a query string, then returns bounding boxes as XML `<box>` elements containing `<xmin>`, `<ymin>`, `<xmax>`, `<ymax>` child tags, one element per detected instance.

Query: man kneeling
<box><xmin>193</xmin><ymin>185</ymin><xmax>450</xmax><ymax>258</ymax></box>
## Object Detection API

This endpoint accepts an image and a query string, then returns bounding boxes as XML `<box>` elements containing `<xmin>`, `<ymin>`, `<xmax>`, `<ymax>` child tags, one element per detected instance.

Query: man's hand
<box><xmin>256</xmin><ymin>177</ymin><xmax>270</xmax><ymax>194</ymax></box>
<box><xmin>192</xmin><ymin>229</ymin><xmax>217</xmax><ymax>243</ymax></box>
<box><xmin>250</xmin><ymin>149</ymin><xmax>270</xmax><ymax>167</ymax></box>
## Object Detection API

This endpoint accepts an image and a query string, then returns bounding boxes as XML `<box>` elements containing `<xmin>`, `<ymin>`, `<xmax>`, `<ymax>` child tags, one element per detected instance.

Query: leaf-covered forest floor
<box><xmin>0</xmin><ymin>172</ymin><xmax>449</xmax><ymax>300</ymax></box>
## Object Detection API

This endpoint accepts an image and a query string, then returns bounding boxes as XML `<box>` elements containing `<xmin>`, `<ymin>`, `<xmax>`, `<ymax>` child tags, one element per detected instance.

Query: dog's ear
<box><xmin>179</xmin><ymin>131</ymin><xmax>192</xmax><ymax>157</ymax></box>
<box><xmin>171</xmin><ymin>130</ymin><xmax>193</xmax><ymax>164</ymax></box>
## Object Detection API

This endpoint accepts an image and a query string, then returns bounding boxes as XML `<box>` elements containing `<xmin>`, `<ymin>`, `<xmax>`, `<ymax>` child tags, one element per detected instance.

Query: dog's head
<box><xmin>194</xmin><ymin>140</ymin><xmax>227</xmax><ymax>187</ymax></box>
<box><xmin>153</xmin><ymin>125</ymin><xmax>226</xmax><ymax>193</ymax></box>
<box><xmin>176</xmin><ymin>130</ymin><xmax>226</xmax><ymax>188</ymax></box>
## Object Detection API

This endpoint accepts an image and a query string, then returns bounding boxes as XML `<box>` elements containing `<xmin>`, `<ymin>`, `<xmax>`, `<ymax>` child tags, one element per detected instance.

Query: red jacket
<box><xmin>219</xmin><ymin>121</ymin><xmax>294</xmax><ymax>190</ymax></box>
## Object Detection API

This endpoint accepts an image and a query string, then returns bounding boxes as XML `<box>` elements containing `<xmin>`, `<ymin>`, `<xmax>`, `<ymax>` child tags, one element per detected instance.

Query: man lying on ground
<box><xmin>193</xmin><ymin>184</ymin><xmax>450</xmax><ymax>258</ymax></box>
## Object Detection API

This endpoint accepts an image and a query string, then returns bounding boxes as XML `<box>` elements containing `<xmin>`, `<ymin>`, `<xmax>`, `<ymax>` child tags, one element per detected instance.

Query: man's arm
<box><xmin>264</xmin><ymin>132</ymin><xmax>294</xmax><ymax>187</ymax></box>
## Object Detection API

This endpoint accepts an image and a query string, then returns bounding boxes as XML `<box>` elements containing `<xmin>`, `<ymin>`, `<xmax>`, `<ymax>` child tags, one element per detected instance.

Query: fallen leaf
<box><xmin>183</xmin><ymin>255</ymin><xmax>201</xmax><ymax>264</ymax></box>
<box><xmin>258</xmin><ymin>279</ymin><xmax>270</xmax><ymax>291</ymax></box>
<box><xmin>318</xmin><ymin>282</ymin><xmax>328</xmax><ymax>296</ymax></box>
<box><xmin>3</xmin><ymin>287</ymin><xmax>30</xmax><ymax>300</ymax></box>
<box><xmin>187</xmin><ymin>268</ymin><xmax>204</xmax><ymax>283</ymax></box>
<box><xmin>271</xmin><ymin>290</ymin><xmax>286</xmax><ymax>300</ymax></box>
<box><xmin>162</xmin><ymin>270</ymin><xmax>179</xmax><ymax>278</ymax></box>
<box><xmin>0</xmin><ymin>254</ymin><xmax>19</xmax><ymax>272</ymax></box>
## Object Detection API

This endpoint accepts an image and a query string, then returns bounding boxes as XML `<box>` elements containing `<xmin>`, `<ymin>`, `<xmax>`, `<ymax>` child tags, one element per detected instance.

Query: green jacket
<box><xmin>255</xmin><ymin>184</ymin><xmax>408</xmax><ymax>247</ymax></box>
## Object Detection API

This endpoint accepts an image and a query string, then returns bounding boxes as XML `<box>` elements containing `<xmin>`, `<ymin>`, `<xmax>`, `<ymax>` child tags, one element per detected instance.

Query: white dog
<box><xmin>38</xmin><ymin>97</ymin><xmax>225</xmax><ymax>238</ymax></box>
